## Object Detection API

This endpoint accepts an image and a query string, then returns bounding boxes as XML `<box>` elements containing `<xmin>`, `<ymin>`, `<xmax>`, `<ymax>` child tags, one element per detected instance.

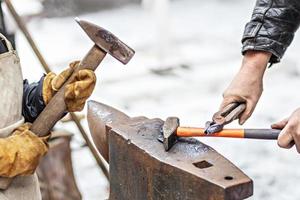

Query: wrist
<box><xmin>240</xmin><ymin>50</ymin><xmax>272</xmax><ymax>77</ymax></box>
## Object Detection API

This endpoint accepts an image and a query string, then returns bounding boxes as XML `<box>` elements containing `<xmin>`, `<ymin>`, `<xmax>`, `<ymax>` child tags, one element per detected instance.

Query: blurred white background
<box><xmin>7</xmin><ymin>0</ymin><xmax>300</xmax><ymax>199</ymax></box>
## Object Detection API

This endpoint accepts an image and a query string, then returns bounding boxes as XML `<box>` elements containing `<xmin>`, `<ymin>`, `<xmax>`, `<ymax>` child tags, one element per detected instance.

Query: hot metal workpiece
<box><xmin>205</xmin><ymin>103</ymin><xmax>246</xmax><ymax>134</ymax></box>
<box><xmin>87</xmin><ymin>100</ymin><xmax>253</xmax><ymax>200</ymax></box>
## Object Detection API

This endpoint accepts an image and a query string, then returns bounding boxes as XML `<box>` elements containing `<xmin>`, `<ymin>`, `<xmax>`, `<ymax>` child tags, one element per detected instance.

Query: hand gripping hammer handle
<box><xmin>31</xmin><ymin>46</ymin><xmax>105</xmax><ymax>137</ymax></box>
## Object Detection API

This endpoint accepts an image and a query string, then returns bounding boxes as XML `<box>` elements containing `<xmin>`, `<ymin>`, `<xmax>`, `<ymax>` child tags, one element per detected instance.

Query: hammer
<box><xmin>30</xmin><ymin>18</ymin><xmax>135</xmax><ymax>136</ymax></box>
<box><xmin>159</xmin><ymin>117</ymin><xmax>281</xmax><ymax>151</ymax></box>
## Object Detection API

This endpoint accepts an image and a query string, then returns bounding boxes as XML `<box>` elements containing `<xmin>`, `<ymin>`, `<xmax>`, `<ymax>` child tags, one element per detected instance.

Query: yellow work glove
<box><xmin>43</xmin><ymin>61</ymin><xmax>96</xmax><ymax>112</ymax></box>
<box><xmin>0</xmin><ymin>123</ymin><xmax>49</xmax><ymax>178</ymax></box>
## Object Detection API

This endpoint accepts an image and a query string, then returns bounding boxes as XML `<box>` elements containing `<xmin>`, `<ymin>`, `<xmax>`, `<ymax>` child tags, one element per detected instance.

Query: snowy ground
<box><xmin>13</xmin><ymin>0</ymin><xmax>300</xmax><ymax>199</ymax></box>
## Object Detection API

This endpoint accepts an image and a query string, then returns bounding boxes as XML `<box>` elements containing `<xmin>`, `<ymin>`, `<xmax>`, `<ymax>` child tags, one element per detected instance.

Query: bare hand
<box><xmin>272</xmin><ymin>108</ymin><xmax>300</xmax><ymax>153</ymax></box>
<box><xmin>220</xmin><ymin>51</ymin><xmax>271</xmax><ymax>125</ymax></box>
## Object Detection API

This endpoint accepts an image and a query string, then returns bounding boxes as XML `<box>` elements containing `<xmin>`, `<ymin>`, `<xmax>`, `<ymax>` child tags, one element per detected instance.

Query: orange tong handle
<box><xmin>177</xmin><ymin>127</ymin><xmax>245</xmax><ymax>138</ymax></box>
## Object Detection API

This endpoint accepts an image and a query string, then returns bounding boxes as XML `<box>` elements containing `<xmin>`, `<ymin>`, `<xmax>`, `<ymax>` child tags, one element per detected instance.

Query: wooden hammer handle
<box><xmin>31</xmin><ymin>45</ymin><xmax>106</xmax><ymax>137</ymax></box>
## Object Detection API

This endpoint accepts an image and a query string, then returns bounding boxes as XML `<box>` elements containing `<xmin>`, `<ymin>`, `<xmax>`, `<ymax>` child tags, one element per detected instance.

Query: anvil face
<box><xmin>87</xmin><ymin>100</ymin><xmax>253</xmax><ymax>200</ymax></box>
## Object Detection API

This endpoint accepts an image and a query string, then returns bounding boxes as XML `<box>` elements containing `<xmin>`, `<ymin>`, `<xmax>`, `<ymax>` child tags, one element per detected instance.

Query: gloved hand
<box><xmin>0</xmin><ymin>123</ymin><xmax>48</xmax><ymax>178</ymax></box>
<box><xmin>220</xmin><ymin>50</ymin><xmax>271</xmax><ymax>125</ymax></box>
<box><xmin>43</xmin><ymin>61</ymin><xmax>96</xmax><ymax>112</ymax></box>
<box><xmin>272</xmin><ymin>108</ymin><xmax>300</xmax><ymax>153</ymax></box>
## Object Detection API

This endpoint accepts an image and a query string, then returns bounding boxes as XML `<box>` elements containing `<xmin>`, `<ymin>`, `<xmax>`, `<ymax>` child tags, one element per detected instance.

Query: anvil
<box><xmin>87</xmin><ymin>100</ymin><xmax>253</xmax><ymax>200</ymax></box>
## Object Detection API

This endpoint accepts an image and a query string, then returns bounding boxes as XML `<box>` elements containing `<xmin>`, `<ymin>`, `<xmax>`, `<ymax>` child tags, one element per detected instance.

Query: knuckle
<box><xmin>286</xmin><ymin>123</ymin><xmax>297</xmax><ymax>132</ymax></box>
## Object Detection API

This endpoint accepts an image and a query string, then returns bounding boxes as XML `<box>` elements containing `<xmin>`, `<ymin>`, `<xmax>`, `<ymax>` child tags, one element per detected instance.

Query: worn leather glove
<box><xmin>43</xmin><ymin>61</ymin><xmax>96</xmax><ymax>112</ymax></box>
<box><xmin>220</xmin><ymin>51</ymin><xmax>271</xmax><ymax>125</ymax></box>
<box><xmin>272</xmin><ymin>108</ymin><xmax>300</xmax><ymax>153</ymax></box>
<box><xmin>0</xmin><ymin>123</ymin><xmax>49</xmax><ymax>178</ymax></box>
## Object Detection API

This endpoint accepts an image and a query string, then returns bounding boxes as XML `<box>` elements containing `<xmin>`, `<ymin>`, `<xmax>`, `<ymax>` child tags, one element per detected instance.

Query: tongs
<box><xmin>205</xmin><ymin>102</ymin><xmax>246</xmax><ymax>134</ymax></box>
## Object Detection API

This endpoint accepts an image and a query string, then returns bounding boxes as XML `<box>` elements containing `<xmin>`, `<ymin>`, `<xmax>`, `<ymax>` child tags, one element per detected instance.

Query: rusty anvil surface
<box><xmin>87</xmin><ymin>100</ymin><xmax>253</xmax><ymax>200</ymax></box>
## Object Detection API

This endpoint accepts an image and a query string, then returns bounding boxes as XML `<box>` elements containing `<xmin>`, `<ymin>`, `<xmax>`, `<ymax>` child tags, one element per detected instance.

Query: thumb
<box><xmin>238</xmin><ymin>101</ymin><xmax>255</xmax><ymax>125</ymax></box>
<box><xmin>51</xmin><ymin>61</ymin><xmax>80</xmax><ymax>91</ymax></box>
<box><xmin>52</xmin><ymin>67</ymin><xmax>74</xmax><ymax>91</ymax></box>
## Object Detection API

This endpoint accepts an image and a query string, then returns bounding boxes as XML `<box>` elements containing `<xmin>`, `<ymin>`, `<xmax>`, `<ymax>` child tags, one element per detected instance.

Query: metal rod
<box><xmin>4</xmin><ymin>0</ymin><xmax>109</xmax><ymax>180</ymax></box>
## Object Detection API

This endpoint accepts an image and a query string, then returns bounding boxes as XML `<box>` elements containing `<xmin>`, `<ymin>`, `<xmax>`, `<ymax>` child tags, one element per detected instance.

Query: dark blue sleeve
<box><xmin>22</xmin><ymin>75</ymin><xmax>46</xmax><ymax>123</ymax></box>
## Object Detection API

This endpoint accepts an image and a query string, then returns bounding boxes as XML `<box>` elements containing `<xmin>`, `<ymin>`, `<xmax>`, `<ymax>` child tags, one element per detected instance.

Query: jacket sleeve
<box><xmin>22</xmin><ymin>76</ymin><xmax>46</xmax><ymax>123</ymax></box>
<box><xmin>242</xmin><ymin>0</ymin><xmax>300</xmax><ymax>63</ymax></box>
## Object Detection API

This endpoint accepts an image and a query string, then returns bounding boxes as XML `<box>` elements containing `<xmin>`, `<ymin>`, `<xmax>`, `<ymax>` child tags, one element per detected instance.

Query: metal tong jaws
<box><xmin>205</xmin><ymin>102</ymin><xmax>246</xmax><ymax>134</ymax></box>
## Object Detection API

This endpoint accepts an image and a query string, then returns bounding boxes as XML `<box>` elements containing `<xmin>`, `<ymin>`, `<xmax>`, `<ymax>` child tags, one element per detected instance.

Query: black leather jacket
<box><xmin>242</xmin><ymin>0</ymin><xmax>300</xmax><ymax>63</ymax></box>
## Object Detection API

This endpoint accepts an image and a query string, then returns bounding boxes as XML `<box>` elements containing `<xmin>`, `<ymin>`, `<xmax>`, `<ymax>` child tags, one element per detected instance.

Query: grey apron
<box><xmin>0</xmin><ymin>33</ymin><xmax>41</xmax><ymax>200</ymax></box>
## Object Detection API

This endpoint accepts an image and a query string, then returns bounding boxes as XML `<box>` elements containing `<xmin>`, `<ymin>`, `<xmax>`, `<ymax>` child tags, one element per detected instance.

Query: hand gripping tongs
<box><xmin>204</xmin><ymin>102</ymin><xmax>246</xmax><ymax>134</ymax></box>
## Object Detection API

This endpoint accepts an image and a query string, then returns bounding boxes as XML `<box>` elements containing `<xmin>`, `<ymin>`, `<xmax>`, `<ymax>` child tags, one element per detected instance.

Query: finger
<box><xmin>51</xmin><ymin>60</ymin><xmax>80</xmax><ymax>91</ymax></box>
<box><xmin>289</xmin><ymin>122</ymin><xmax>300</xmax><ymax>153</ymax></box>
<box><xmin>77</xmin><ymin>69</ymin><xmax>96</xmax><ymax>83</ymax></box>
<box><xmin>277</xmin><ymin>126</ymin><xmax>294</xmax><ymax>149</ymax></box>
<box><xmin>271</xmin><ymin>118</ymin><xmax>289</xmax><ymax>129</ymax></box>
<box><xmin>65</xmin><ymin>97</ymin><xmax>86</xmax><ymax>112</ymax></box>
<box><xmin>69</xmin><ymin>60</ymin><xmax>80</xmax><ymax>69</ymax></box>
<box><xmin>295</xmin><ymin>139</ymin><xmax>300</xmax><ymax>154</ymax></box>
<box><xmin>14</xmin><ymin>123</ymin><xmax>31</xmax><ymax>133</ymax></box>
<box><xmin>52</xmin><ymin>68</ymin><xmax>74</xmax><ymax>91</ymax></box>
<box><xmin>239</xmin><ymin>101</ymin><xmax>255</xmax><ymax>125</ymax></box>
<box><xmin>64</xmin><ymin>70</ymin><xmax>96</xmax><ymax>112</ymax></box>
<box><xmin>71</xmin><ymin>70</ymin><xmax>96</xmax><ymax>99</ymax></box>
<box><xmin>220</xmin><ymin>95</ymin><xmax>246</xmax><ymax>111</ymax></box>
<box><xmin>42</xmin><ymin>72</ymin><xmax>57</xmax><ymax>104</ymax></box>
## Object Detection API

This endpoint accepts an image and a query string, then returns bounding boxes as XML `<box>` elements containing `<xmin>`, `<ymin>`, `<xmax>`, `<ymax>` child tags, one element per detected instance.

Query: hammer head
<box><xmin>163</xmin><ymin>117</ymin><xmax>180</xmax><ymax>151</ymax></box>
<box><xmin>76</xmin><ymin>18</ymin><xmax>135</xmax><ymax>64</ymax></box>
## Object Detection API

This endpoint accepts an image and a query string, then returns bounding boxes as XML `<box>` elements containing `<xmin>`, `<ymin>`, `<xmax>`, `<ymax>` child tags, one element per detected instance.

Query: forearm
<box><xmin>240</xmin><ymin>50</ymin><xmax>271</xmax><ymax>78</ymax></box>
<box><xmin>242</xmin><ymin>0</ymin><xmax>300</xmax><ymax>63</ymax></box>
